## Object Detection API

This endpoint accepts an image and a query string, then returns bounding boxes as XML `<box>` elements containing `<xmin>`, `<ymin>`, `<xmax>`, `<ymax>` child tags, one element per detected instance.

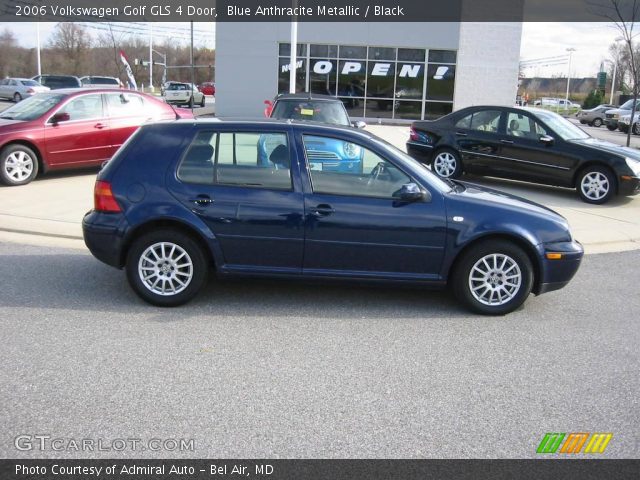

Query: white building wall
<box><xmin>453</xmin><ymin>22</ymin><xmax>523</xmax><ymax>109</ymax></box>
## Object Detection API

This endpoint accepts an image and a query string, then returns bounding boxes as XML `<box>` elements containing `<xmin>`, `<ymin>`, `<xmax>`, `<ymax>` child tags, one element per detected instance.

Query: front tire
<box><xmin>432</xmin><ymin>148</ymin><xmax>462</xmax><ymax>179</ymax></box>
<box><xmin>0</xmin><ymin>144</ymin><xmax>39</xmax><ymax>186</ymax></box>
<box><xmin>606</xmin><ymin>124</ymin><xmax>617</xmax><ymax>131</ymax></box>
<box><xmin>577</xmin><ymin>166</ymin><xmax>615</xmax><ymax>204</ymax></box>
<box><xmin>126</xmin><ymin>229</ymin><xmax>208</xmax><ymax>307</ymax></box>
<box><xmin>452</xmin><ymin>240</ymin><xmax>534</xmax><ymax>315</ymax></box>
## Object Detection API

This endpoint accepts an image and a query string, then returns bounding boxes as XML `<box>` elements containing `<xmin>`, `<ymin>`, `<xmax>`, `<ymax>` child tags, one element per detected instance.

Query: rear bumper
<box><xmin>406</xmin><ymin>141</ymin><xmax>434</xmax><ymax>164</ymax></box>
<box><xmin>82</xmin><ymin>210</ymin><xmax>129</xmax><ymax>268</ymax></box>
<box><xmin>535</xmin><ymin>240</ymin><xmax>584</xmax><ymax>295</ymax></box>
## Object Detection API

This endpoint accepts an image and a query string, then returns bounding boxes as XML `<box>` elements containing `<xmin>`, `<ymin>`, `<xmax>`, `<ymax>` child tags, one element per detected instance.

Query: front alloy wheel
<box><xmin>0</xmin><ymin>144</ymin><xmax>39</xmax><ymax>186</ymax></box>
<box><xmin>126</xmin><ymin>229</ymin><xmax>208</xmax><ymax>306</ymax></box>
<box><xmin>577</xmin><ymin>167</ymin><xmax>614</xmax><ymax>204</ymax></box>
<box><xmin>432</xmin><ymin>149</ymin><xmax>462</xmax><ymax>178</ymax></box>
<box><xmin>452</xmin><ymin>240</ymin><xmax>533</xmax><ymax>315</ymax></box>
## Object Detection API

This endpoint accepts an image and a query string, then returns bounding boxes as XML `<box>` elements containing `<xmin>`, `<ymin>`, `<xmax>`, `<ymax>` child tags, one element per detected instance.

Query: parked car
<box><xmin>199</xmin><ymin>82</ymin><xmax>215</xmax><ymax>96</ymax></box>
<box><xmin>265</xmin><ymin>93</ymin><xmax>367</xmax><ymax>172</ymax></box>
<box><xmin>604</xmin><ymin>99</ymin><xmax>640</xmax><ymax>131</ymax></box>
<box><xmin>576</xmin><ymin>104</ymin><xmax>616</xmax><ymax>127</ymax></box>
<box><xmin>31</xmin><ymin>75</ymin><xmax>82</xmax><ymax>90</ymax></box>
<box><xmin>618</xmin><ymin>112</ymin><xmax>640</xmax><ymax>134</ymax></box>
<box><xmin>80</xmin><ymin>76</ymin><xmax>124</xmax><ymax>88</ymax></box>
<box><xmin>0</xmin><ymin>78</ymin><xmax>49</xmax><ymax>102</ymax></box>
<box><xmin>533</xmin><ymin>97</ymin><xmax>578</xmax><ymax>109</ymax></box>
<box><xmin>162</xmin><ymin>82</ymin><xmax>205</xmax><ymax>107</ymax></box>
<box><xmin>406</xmin><ymin>105</ymin><xmax>640</xmax><ymax>204</ymax></box>
<box><xmin>82</xmin><ymin>119</ymin><xmax>583</xmax><ymax>315</ymax></box>
<box><xmin>0</xmin><ymin>88</ymin><xmax>193</xmax><ymax>186</ymax></box>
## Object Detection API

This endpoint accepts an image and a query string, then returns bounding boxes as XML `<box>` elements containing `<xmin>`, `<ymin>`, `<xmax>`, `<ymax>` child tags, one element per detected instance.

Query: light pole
<box><xmin>565</xmin><ymin>48</ymin><xmax>576</xmax><ymax>109</ymax></box>
<box><xmin>289</xmin><ymin>0</ymin><xmax>298</xmax><ymax>94</ymax></box>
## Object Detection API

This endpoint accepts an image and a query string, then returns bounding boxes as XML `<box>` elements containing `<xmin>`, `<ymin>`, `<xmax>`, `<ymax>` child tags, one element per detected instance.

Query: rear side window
<box><xmin>105</xmin><ymin>93</ymin><xmax>145</xmax><ymax>116</ymax></box>
<box><xmin>177</xmin><ymin>131</ymin><xmax>292</xmax><ymax>190</ymax></box>
<box><xmin>456</xmin><ymin>110</ymin><xmax>502</xmax><ymax>132</ymax></box>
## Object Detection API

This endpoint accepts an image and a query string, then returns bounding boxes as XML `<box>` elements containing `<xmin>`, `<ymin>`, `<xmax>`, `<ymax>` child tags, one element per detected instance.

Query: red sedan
<box><xmin>0</xmin><ymin>88</ymin><xmax>193</xmax><ymax>186</ymax></box>
<box><xmin>199</xmin><ymin>82</ymin><xmax>215</xmax><ymax>96</ymax></box>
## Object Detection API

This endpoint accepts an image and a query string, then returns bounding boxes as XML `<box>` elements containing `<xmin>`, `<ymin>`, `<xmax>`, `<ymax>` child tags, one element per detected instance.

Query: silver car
<box><xmin>576</xmin><ymin>104</ymin><xmax>616</xmax><ymax>127</ymax></box>
<box><xmin>0</xmin><ymin>78</ymin><xmax>49</xmax><ymax>102</ymax></box>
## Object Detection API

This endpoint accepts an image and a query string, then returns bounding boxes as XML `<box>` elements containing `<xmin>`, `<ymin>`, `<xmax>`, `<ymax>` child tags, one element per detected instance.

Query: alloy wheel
<box><xmin>434</xmin><ymin>151</ymin><xmax>457</xmax><ymax>177</ymax></box>
<box><xmin>580</xmin><ymin>171</ymin><xmax>609</xmax><ymax>201</ymax></box>
<box><xmin>4</xmin><ymin>150</ymin><xmax>34</xmax><ymax>182</ymax></box>
<box><xmin>138</xmin><ymin>242</ymin><xmax>194</xmax><ymax>296</ymax></box>
<box><xmin>468</xmin><ymin>253</ymin><xmax>522</xmax><ymax>306</ymax></box>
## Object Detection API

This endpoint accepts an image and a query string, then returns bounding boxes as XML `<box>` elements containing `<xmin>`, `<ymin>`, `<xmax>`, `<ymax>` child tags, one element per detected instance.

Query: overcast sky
<box><xmin>0</xmin><ymin>21</ymin><xmax>625</xmax><ymax>78</ymax></box>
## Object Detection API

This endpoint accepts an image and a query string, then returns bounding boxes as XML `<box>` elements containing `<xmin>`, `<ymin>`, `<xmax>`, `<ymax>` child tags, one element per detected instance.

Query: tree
<box><xmin>48</xmin><ymin>23</ymin><xmax>92</xmax><ymax>75</ymax></box>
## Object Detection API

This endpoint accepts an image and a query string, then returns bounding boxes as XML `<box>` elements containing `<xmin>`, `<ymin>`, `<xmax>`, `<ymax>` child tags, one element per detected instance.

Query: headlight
<box><xmin>343</xmin><ymin>142</ymin><xmax>361</xmax><ymax>159</ymax></box>
<box><xmin>625</xmin><ymin>157</ymin><xmax>640</xmax><ymax>176</ymax></box>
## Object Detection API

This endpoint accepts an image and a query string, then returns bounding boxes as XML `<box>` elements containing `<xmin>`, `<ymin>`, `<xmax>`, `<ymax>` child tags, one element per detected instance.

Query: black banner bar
<box><xmin>1</xmin><ymin>460</ymin><xmax>640</xmax><ymax>480</ymax></box>
<box><xmin>1</xmin><ymin>0</ymin><xmax>639</xmax><ymax>22</ymax></box>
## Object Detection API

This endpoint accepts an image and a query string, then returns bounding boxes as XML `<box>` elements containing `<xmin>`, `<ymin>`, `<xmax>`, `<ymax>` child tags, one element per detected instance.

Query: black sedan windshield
<box><xmin>534</xmin><ymin>110</ymin><xmax>590</xmax><ymax>141</ymax></box>
<box><xmin>0</xmin><ymin>93</ymin><xmax>66</xmax><ymax>121</ymax></box>
<box><xmin>272</xmin><ymin>100</ymin><xmax>350</xmax><ymax>126</ymax></box>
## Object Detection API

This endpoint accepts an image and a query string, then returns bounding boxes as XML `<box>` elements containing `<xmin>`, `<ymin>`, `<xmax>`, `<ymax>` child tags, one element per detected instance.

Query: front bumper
<box><xmin>82</xmin><ymin>210</ymin><xmax>129</xmax><ymax>268</ymax></box>
<box><xmin>534</xmin><ymin>240</ymin><xmax>584</xmax><ymax>295</ymax></box>
<box><xmin>604</xmin><ymin>118</ymin><xmax>618</xmax><ymax>127</ymax></box>
<box><xmin>619</xmin><ymin>175</ymin><xmax>640</xmax><ymax>196</ymax></box>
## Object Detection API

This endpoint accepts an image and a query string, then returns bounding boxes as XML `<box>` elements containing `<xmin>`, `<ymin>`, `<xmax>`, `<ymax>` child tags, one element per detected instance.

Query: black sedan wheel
<box><xmin>577</xmin><ymin>166</ymin><xmax>615</xmax><ymax>204</ymax></box>
<box><xmin>606</xmin><ymin>124</ymin><xmax>617</xmax><ymax>131</ymax></box>
<box><xmin>126</xmin><ymin>229</ymin><xmax>208</xmax><ymax>307</ymax></box>
<box><xmin>432</xmin><ymin>148</ymin><xmax>462</xmax><ymax>179</ymax></box>
<box><xmin>452</xmin><ymin>240</ymin><xmax>534</xmax><ymax>315</ymax></box>
<box><xmin>592</xmin><ymin>118</ymin><xmax>603</xmax><ymax>127</ymax></box>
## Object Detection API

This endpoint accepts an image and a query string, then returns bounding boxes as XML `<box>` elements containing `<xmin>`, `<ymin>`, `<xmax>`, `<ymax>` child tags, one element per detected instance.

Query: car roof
<box><xmin>274</xmin><ymin>93</ymin><xmax>343</xmax><ymax>102</ymax></box>
<box><xmin>40</xmin><ymin>88</ymin><xmax>149</xmax><ymax>96</ymax></box>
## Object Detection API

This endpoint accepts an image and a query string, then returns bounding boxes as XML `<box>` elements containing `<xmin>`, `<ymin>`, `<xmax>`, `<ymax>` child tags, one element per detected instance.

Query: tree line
<box><xmin>0</xmin><ymin>23</ymin><xmax>215</xmax><ymax>86</ymax></box>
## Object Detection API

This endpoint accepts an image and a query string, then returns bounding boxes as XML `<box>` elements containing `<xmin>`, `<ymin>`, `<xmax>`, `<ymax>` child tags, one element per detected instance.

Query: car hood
<box><xmin>606</xmin><ymin>108</ymin><xmax>629</xmax><ymax>115</ymax></box>
<box><xmin>0</xmin><ymin>118</ymin><xmax>26</xmax><ymax>128</ymax></box>
<box><xmin>567</xmin><ymin>137</ymin><xmax>640</xmax><ymax>161</ymax></box>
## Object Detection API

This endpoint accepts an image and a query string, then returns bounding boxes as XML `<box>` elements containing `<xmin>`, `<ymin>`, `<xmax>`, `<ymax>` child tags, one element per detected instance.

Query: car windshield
<box><xmin>0</xmin><ymin>93</ymin><xmax>66</xmax><ymax>121</ymax></box>
<box><xmin>271</xmin><ymin>100</ymin><xmax>351</xmax><ymax>126</ymax></box>
<box><xmin>618</xmin><ymin>99</ymin><xmax>640</xmax><ymax>110</ymax></box>
<box><xmin>534</xmin><ymin>110</ymin><xmax>590</xmax><ymax>140</ymax></box>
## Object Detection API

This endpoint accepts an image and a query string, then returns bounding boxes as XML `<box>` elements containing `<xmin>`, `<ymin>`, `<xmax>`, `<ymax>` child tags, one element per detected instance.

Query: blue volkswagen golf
<box><xmin>83</xmin><ymin>119</ymin><xmax>583</xmax><ymax>315</ymax></box>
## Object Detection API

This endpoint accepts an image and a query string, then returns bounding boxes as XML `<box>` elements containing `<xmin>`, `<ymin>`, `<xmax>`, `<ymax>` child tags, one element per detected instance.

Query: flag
<box><xmin>119</xmin><ymin>50</ymin><xmax>137</xmax><ymax>90</ymax></box>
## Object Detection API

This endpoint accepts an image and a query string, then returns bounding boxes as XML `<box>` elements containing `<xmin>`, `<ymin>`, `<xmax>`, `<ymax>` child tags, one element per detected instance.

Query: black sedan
<box><xmin>406</xmin><ymin>106</ymin><xmax>640</xmax><ymax>204</ymax></box>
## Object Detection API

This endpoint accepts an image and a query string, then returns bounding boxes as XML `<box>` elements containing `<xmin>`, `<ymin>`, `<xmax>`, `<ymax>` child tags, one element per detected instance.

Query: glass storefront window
<box><xmin>339</xmin><ymin>45</ymin><xmax>367</xmax><ymax>59</ymax></box>
<box><xmin>428</xmin><ymin>50</ymin><xmax>457</xmax><ymax>64</ymax></box>
<box><xmin>365</xmin><ymin>99</ymin><xmax>394</xmax><ymax>119</ymax></box>
<box><xmin>398</xmin><ymin>48</ymin><xmax>426</xmax><ymax>62</ymax></box>
<box><xmin>396</xmin><ymin>63</ymin><xmax>424</xmax><ymax>100</ymax></box>
<box><xmin>424</xmin><ymin>102</ymin><xmax>454</xmax><ymax>120</ymax></box>
<box><xmin>309</xmin><ymin>59</ymin><xmax>337</xmax><ymax>95</ymax></box>
<box><xmin>310</xmin><ymin>44</ymin><xmax>338</xmax><ymax>58</ymax></box>
<box><xmin>367</xmin><ymin>62</ymin><xmax>395</xmax><ymax>98</ymax></box>
<box><xmin>426</xmin><ymin>64</ymin><xmax>456</xmax><ymax>101</ymax></box>
<box><xmin>339</xmin><ymin>97</ymin><xmax>364</xmax><ymax>118</ymax></box>
<box><xmin>394</xmin><ymin>101</ymin><xmax>423</xmax><ymax>120</ymax></box>
<box><xmin>368</xmin><ymin>47</ymin><xmax>396</xmax><ymax>61</ymax></box>
<box><xmin>337</xmin><ymin>60</ymin><xmax>366</xmax><ymax>98</ymax></box>
<box><xmin>279</xmin><ymin>43</ymin><xmax>307</xmax><ymax>57</ymax></box>
<box><xmin>278</xmin><ymin>57</ymin><xmax>306</xmax><ymax>94</ymax></box>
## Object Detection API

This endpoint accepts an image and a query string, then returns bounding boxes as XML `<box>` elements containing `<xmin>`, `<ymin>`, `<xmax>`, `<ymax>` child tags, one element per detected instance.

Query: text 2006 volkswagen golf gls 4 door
<box><xmin>83</xmin><ymin>120</ymin><xmax>583</xmax><ymax>315</ymax></box>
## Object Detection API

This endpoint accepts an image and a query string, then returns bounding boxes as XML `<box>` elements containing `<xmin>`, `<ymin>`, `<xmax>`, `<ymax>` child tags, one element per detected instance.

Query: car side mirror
<box><xmin>539</xmin><ymin>135</ymin><xmax>554</xmax><ymax>145</ymax></box>
<box><xmin>50</xmin><ymin>112</ymin><xmax>70</xmax><ymax>124</ymax></box>
<box><xmin>396</xmin><ymin>183</ymin><xmax>428</xmax><ymax>202</ymax></box>
<box><xmin>352</xmin><ymin>120</ymin><xmax>367</xmax><ymax>129</ymax></box>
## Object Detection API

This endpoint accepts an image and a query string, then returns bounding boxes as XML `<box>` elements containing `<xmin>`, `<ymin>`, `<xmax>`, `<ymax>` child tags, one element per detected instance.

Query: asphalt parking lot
<box><xmin>0</xmin><ymin>99</ymin><xmax>638</xmax><ymax>460</ymax></box>
<box><xmin>0</xmin><ymin>241</ymin><xmax>638</xmax><ymax>459</ymax></box>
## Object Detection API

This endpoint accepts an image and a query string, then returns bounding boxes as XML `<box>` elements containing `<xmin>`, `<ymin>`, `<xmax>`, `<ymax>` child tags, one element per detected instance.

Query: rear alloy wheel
<box><xmin>452</xmin><ymin>240</ymin><xmax>534</xmax><ymax>315</ymax></box>
<box><xmin>577</xmin><ymin>166</ymin><xmax>615</xmax><ymax>204</ymax></box>
<box><xmin>13</xmin><ymin>92</ymin><xmax>22</xmax><ymax>103</ymax></box>
<box><xmin>592</xmin><ymin>118</ymin><xmax>603</xmax><ymax>127</ymax></box>
<box><xmin>0</xmin><ymin>144</ymin><xmax>39</xmax><ymax>186</ymax></box>
<box><xmin>432</xmin><ymin>149</ymin><xmax>462</xmax><ymax>179</ymax></box>
<box><xmin>126</xmin><ymin>229</ymin><xmax>208</xmax><ymax>307</ymax></box>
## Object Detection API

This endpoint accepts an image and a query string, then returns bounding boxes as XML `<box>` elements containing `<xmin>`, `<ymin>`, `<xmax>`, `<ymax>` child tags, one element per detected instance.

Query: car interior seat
<box><xmin>269</xmin><ymin>144</ymin><xmax>290</xmax><ymax>170</ymax></box>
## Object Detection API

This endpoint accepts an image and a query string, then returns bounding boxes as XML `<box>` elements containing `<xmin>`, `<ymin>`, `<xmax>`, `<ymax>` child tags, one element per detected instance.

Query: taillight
<box><xmin>94</xmin><ymin>181</ymin><xmax>122</xmax><ymax>212</ymax></box>
<box><xmin>409</xmin><ymin>127</ymin><xmax>420</xmax><ymax>141</ymax></box>
<box><xmin>26</xmin><ymin>88</ymin><xmax>35</xmax><ymax>94</ymax></box>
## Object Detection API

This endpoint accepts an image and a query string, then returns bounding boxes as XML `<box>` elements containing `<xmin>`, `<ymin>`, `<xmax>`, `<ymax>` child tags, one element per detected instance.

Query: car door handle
<box><xmin>455</xmin><ymin>131</ymin><xmax>468</xmax><ymax>136</ymax></box>
<box><xmin>500</xmin><ymin>139</ymin><xmax>514</xmax><ymax>144</ymax></box>
<box><xmin>94</xmin><ymin>123</ymin><xmax>107</xmax><ymax>129</ymax></box>
<box><xmin>310</xmin><ymin>204</ymin><xmax>335</xmax><ymax>217</ymax></box>
<box><xmin>190</xmin><ymin>195</ymin><xmax>214</xmax><ymax>206</ymax></box>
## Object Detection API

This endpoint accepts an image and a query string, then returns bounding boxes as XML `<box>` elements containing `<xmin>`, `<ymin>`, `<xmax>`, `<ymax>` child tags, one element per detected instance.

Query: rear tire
<box><xmin>633</xmin><ymin>123</ymin><xmax>640</xmax><ymax>135</ymax></box>
<box><xmin>576</xmin><ymin>165</ymin><xmax>615</xmax><ymax>204</ymax></box>
<box><xmin>13</xmin><ymin>92</ymin><xmax>22</xmax><ymax>103</ymax></box>
<box><xmin>592</xmin><ymin>118</ymin><xmax>603</xmax><ymax>127</ymax></box>
<box><xmin>452</xmin><ymin>240</ymin><xmax>534</xmax><ymax>315</ymax></box>
<box><xmin>200</xmin><ymin>95</ymin><xmax>205</xmax><ymax>107</ymax></box>
<box><xmin>126</xmin><ymin>229</ymin><xmax>208</xmax><ymax>307</ymax></box>
<box><xmin>188</xmin><ymin>96</ymin><xmax>194</xmax><ymax>108</ymax></box>
<box><xmin>432</xmin><ymin>148</ymin><xmax>462</xmax><ymax>179</ymax></box>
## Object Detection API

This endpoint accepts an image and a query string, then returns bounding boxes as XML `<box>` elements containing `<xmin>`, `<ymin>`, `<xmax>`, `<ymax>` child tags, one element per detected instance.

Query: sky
<box><xmin>0</xmin><ymin>21</ymin><xmax>625</xmax><ymax>78</ymax></box>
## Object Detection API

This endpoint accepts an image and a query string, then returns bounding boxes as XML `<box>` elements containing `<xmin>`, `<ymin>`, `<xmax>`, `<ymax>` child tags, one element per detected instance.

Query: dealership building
<box><xmin>215</xmin><ymin>22</ymin><xmax>523</xmax><ymax>122</ymax></box>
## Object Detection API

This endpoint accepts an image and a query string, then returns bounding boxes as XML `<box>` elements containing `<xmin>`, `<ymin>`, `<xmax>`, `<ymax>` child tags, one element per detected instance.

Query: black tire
<box><xmin>200</xmin><ymin>95</ymin><xmax>205</xmax><ymax>107</ymax></box>
<box><xmin>633</xmin><ymin>123</ymin><xmax>640</xmax><ymax>135</ymax></box>
<box><xmin>126</xmin><ymin>229</ymin><xmax>208</xmax><ymax>307</ymax></box>
<box><xmin>606</xmin><ymin>124</ymin><xmax>617</xmax><ymax>131</ymax></box>
<box><xmin>188</xmin><ymin>96</ymin><xmax>194</xmax><ymax>108</ymax></box>
<box><xmin>592</xmin><ymin>118</ymin><xmax>603</xmax><ymax>127</ymax></box>
<box><xmin>576</xmin><ymin>165</ymin><xmax>616</xmax><ymax>204</ymax></box>
<box><xmin>13</xmin><ymin>92</ymin><xmax>22</xmax><ymax>103</ymax></box>
<box><xmin>452</xmin><ymin>240</ymin><xmax>534</xmax><ymax>315</ymax></box>
<box><xmin>0</xmin><ymin>143</ymin><xmax>39</xmax><ymax>186</ymax></box>
<box><xmin>619</xmin><ymin>125</ymin><xmax>629</xmax><ymax>134</ymax></box>
<box><xmin>431</xmin><ymin>148</ymin><xmax>463</xmax><ymax>179</ymax></box>
<box><xmin>579</xmin><ymin>120</ymin><xmax>587</xmax><ymax>124</ymax></box>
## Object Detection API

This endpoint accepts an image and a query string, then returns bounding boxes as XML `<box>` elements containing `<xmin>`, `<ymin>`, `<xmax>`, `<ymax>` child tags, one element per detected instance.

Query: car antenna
<box><xmin>166</xmin><ymin>101</ymin><xmax>180</xmax><ymax>120</ymax></box>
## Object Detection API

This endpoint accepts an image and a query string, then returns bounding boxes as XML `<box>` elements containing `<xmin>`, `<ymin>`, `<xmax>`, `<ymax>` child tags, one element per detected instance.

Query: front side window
<box><xmin>178</xmin><ymin>131</ymin><xmax>291</xmax><ymax>190</ymax></box>
<box><xmin>506</xmin><ymin>112</ymin><xmax>548</xmax><ymax>139</ymax></box>
<box><xmin>57</xmin><ymin>94</ymin><xmax>104</xmax><ymax>121</ymax></box>
<box><xmin>303</xmin><ymin>135</ymin><xmax>411</xmax><ymax>198</ymax></box>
